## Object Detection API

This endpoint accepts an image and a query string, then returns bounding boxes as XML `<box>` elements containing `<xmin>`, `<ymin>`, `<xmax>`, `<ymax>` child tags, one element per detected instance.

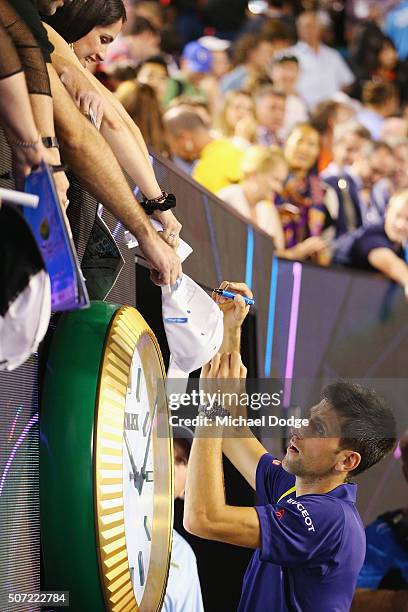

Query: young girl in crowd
<box><xmin>217</xmin><ymin>145</ymin><xmax>287</xmax><ymax>247</ymax></box>
<box><xmin>216</xmin><ymin>90</ymin><xmax>258</xmax><ymax>149</ymax></box>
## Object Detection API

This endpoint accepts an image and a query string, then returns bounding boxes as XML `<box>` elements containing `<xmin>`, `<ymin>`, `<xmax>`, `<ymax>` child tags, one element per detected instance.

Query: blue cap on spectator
<box><xmin>181</xmin><ymin>41</ymin><xmax>213</xmax><ymax>73</ymax></box>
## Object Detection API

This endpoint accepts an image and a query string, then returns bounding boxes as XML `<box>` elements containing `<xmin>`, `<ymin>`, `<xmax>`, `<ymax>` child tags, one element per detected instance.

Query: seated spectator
<box><xmin>281</xmin><ymin>123</ymin><xmax>338</xmax><ymax>262</ymax></box>
<box><xmin>337</xmin><ymin>190</ymin><xmax>408</xmax><ymax>299</ymax></box>
<box><xmin>321</xmin><ymin>123</ymin><xmax>372</xmax><ymax>237</ymax></box>
<box><xmin>103</xmin><ymin>15</ymin><xmax>161</xmax><ymax>67</ymax></box>
<box><xmin>219</xmin><ymin>32</ymin><xmax>277</xmax><ymax>95</ymax></box>
<box><xmin>217</xmin><ymin>145</ymin><xmax>287</xmax><ymax>246</ymax></box>
<box><xmin>116</xmin><ymin>81</ymin><xmax>170</xmax><ymax>156</ymax></box>
<box><xmin>104</xmin><ymin>63</ymin><xmax>137</xmax><ymax>91</ymax></box>
<box><xmin>167</xmin><ymin>95</ymin><xmax>212</xmax><ymax>128</ymax></box>
<box><xmin>254</xmin><ymin>85</ymin><xmax>287</xmax><ymax>146</ymax></box>
<box><xmin>216</xmin><ymin>90</ymin><xmax>257</xmax><ymax>149</ymax></box>
<box><xmin>356</xmin><ymin>81</ymin><xmax>399</xmax><ymax>140</ymax></box>
<box><xmin>380</xmin><ymin>116</ymin><xmax>408</xmax><ymax>142</ymax></box>
<box><xmin>131</xmin><ymin>0</ymin><xmax>164</xmax><ymax>32</ymax></box>
<box><xmin>354</xmin><ymin>141</ymin><xmax>395</xmax><ymax>222</ymax></box>
<box><xmin>199</xmin><ymin>35</ymin><xmax>232</xmax><ymax>81</ymax></box>
<box><xmin>352</xmin><ymin>35</ymin><xmax>408</xmax><ymax>105</ymax></box>
<box><xmin>163</xmin><ymin>41</ymin><xmax>213</xmax><ymax>108</ymax></box>
<box><xmin>384</xmin><ymin>0</ymin><xmax>408</xmax><ymax>61</ymax></box>
<box><xmin>269</xmin><ymin>54</ymin><xmax>308</xmax><ymax>139</ymax></box>
<box><xmin>164</xmin><ymin>108</ymin><xmax>244</xmax><ymax>193</ymax></box>
<box><xmin>288</xmin><ymin>10</ymin><xmax>355</xmax><ymax>109</ymax></box>
<box><xmin>322</xmin><ymin>121</ymin><xmax>372</xmax><ymax>176</ymax></box>
<box><xmin>393</xmin><ymin>138</ymin><xmax>408</xmax><ymax>190</ymax></box>
<box><xmin>310</xmin><ymin>100</ymin><xmax>343</xmax><ymax>173</ymax></box>
<box><xmin>352</xmin><ymin>430</ymin><xmax>408</xmax><ymax>611</ymax></box>
<box><xmin>134</xmin><ymin>54</ymin><xmax>169</xmax><ymax>105</ymax></box>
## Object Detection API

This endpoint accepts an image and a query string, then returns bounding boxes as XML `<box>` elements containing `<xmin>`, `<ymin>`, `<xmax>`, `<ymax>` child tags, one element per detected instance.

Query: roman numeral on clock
<box><xmin>138</xmin><ymin>551</ymin><xmax>145</xmax><ymax>586</ymax></box>
<box><xmin>124</xmin><ymin>412</ymin><xmax>139</xmax><ymax>431</ymax></box>
<box><xmin>144</xmin><ymin>515</ymin><xmax>152</xmax><ymax>541</ymax></box>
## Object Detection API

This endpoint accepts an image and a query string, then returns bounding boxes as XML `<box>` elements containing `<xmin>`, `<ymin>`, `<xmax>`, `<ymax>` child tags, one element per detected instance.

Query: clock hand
<box><xmin>138</xmin><ymin>399</ymin><xmax>157</xmax><ymax>494</ymax></box>
<box><xmin>124</xmin><ymin>431</ymin><xmax>142</xmax><ymax>491</ymax></box>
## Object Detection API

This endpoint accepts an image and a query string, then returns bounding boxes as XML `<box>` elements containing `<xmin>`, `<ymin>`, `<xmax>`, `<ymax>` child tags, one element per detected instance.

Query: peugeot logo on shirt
<box><xmin>286</xmin><ymin>499</ymin><xmax>316</xmax><ymax>532</ymax></box>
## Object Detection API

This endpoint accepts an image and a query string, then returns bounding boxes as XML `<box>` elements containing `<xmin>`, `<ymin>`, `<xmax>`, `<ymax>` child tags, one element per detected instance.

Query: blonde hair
<box><xmin>241</xmin><ymin>145</ymin><xmax>287</xmax><ymax>178</ymax></box>
<box><xmin>216</xmin><ymin>90</ymin><xmax>255</xmax><ymax>139</ymax></box>
<box><xmin>388</xmin><ymin>189</ymin><xmax>408</xmax><ymax>210</ymax></box>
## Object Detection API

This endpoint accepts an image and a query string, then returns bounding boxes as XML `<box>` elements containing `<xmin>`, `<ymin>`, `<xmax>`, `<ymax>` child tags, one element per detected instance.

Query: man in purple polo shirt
<box><xmin>184</xmin><ymin>281</ymin><xmax>397</xmax><ymax>612</ymax></box>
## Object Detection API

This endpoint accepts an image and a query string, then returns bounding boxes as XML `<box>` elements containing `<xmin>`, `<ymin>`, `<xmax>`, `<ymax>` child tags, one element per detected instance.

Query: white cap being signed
<box><xmin>162</xmin><ymin>274</ymin><xmax>223</xmax><ymax>375</ymax></box>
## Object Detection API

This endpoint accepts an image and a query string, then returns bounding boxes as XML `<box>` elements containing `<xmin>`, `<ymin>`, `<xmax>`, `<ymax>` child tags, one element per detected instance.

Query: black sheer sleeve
<box><xmin>0</xmin><ymin>0</ymin><xmax>51</xmax><ymax>96</ymax></box>
<box><xmin>0</xmin><ymin>20</ymin><xmax>22</xmax><ymax>80</ymax></box>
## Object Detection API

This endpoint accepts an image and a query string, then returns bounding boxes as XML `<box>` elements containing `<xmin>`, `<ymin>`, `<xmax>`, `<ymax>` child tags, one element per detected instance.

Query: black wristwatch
<box><xmin>140</xmin><ymin>191</ymin><xmax>176</xmax><ymax>216</ymax></box>
<box><xmin>42</xmin><ymin>136</ymin><xmax>59</xmax><ymax>149</ymax></box>
<box><xmin>198</xmin><ymin>403</ymin><xmax>231</xmax><ymax>421</ymax></box>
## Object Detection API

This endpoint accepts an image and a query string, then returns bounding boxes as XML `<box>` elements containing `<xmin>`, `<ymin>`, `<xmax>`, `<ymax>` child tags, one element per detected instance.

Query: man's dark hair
<box><xmin>255</xmin><ymin>84</ymin><xmax>286</xmax><ymax>102</ymax></box>
<box><xmin>128</xmin><ymin>15</ymin><xmax>158</xmax><ymax>37</ymax></box>
<box><xmin>173</xmin><ymin>437</ymin><xmax>191</xmax><ymax>462</ymax></box>
<box><xmin>362</xmin><ymin>81</ymin><xmax>398</xmax><ymax>107</ymax></box>
<box><xmin>322</xmin><ymin>381</ymin><xmax>397</xmax><ymax>477</ymax></box>
<box><xmin>310</xmin><ymin>100</ymin><xmax>340</xmax><ymax>134</ymax></box>
<box><xmin>135</xmin><ymin>54</ymin><xmax>168</xmax><ymax>76</ymax></box>
<box><xmin>273</xmin><ymin>54</ymin><xmax>299</xmax><ymax>66</ymax></box>
<box><xmin>45</xmin><ymin>0</ymin><xmax>127</xmax><ymax>44</ymax></box>
<box><xmin>372</xmin><ymin>140</ymin><xmax>393</xmax><ymax>155</ymax></box>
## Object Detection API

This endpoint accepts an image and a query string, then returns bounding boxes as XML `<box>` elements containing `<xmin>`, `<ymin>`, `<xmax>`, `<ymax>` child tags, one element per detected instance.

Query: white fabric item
<box><xmin>288</xmin><ymin>41</ymin><xmax>355</xmax><ymax>109</ymax></box>
<box><xmin>280</xmin><ymin>94</ymin><xmax>308</xmax><ymax>138</ymax></box>
<box><xmin>199</xmin><ymin>35</ymin><xmax>230</xmax><ymax>52</ymax></box>
<box><xmin>162</xmin><ymin>274</ymin><xmax>223</xmax><ymax>374</ymax></box>
<box><xmin>162</xmin><ymin>530</ymin><xmax>204</xmax><ymax>612</ymax></box>
<box><xmin>0</xmin><ymin>270</ymin><xmax>51</xmax><ymax>371</ymax></box>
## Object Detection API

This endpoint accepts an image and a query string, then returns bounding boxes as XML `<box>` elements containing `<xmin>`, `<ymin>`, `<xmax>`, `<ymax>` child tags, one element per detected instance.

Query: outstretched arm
<box><xmin>184</xmin><ymin>353</ymin><xmax>261</xmax><ymax>547</ymax></box>
<box><xmin>48</xmin><ymin>62</ymin><xmax>181</xmax><ymax>285</ymax></box>
<box><xmin>368</xmin><ymin>248</ymin><xmax>408</xmax><ymax>301</ymax></box>
<box><xmin>45</xmin><ymin>24</ymin><xmax>181</xmax><ymax>243</ymax></box>
<box><xmin>212</xmin><ymin>281</ymin><xmax>267</xmax><ymax>489</ymax></box>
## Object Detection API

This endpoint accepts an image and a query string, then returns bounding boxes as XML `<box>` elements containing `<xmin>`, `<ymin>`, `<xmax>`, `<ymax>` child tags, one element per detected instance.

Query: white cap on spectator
<box><xmin>198</xmin><ymin>36</ymin><xmax>231</xmax><ymax>52</ymax></box>
<box><xmin>162</xmin><ymin>274</ymin><xmax>223</xmax><ymax>374</ymax></box>
<box><xmin>0</xmin><ymin>204</ymin><xmax>51</xmax><ymax>371</ymax></box>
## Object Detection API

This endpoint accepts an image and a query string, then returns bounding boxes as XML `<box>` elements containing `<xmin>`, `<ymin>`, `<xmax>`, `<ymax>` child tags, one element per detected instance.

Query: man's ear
<box><xmin>335</xmin><ymin>450</ymin><xmax>361</xmax><ymax>476</ymax></box>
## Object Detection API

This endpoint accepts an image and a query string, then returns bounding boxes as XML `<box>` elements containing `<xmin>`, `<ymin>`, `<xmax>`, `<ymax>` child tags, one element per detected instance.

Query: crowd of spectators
<box><xmin>82</xmin><ymin>0</ymin><xmax>408</xmax><ymax>295</ymax></box>
<box><xmin>0</xmin><ymin>0</ymin><xmax>408</xmax><ymax>295</ymax></box>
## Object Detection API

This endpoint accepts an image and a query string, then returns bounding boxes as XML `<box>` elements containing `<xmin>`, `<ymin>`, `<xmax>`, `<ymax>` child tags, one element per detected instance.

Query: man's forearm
<box><xmin>352</xmin><ymin>589</ymin><xmax>408</xmax><ymax>612</ymax></box>
<box><xmin>48</xmin><ymin>62</ymin><xmax>153</xmax><ymax>239</ymax></box>
<box><xmin>184</xmin><ymin>428</ymin><xmax>226</xmax><ymax>528</ymax></box>
<box><xmin>220</xmin><ymin>324</ymin><xmax>241</xmax><ymax>354</ymax></box>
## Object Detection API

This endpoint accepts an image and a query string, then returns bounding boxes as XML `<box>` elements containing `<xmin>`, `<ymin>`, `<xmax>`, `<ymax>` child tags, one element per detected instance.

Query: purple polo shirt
<box><xmin>238</xmin><ymin>453</ymin><xmax>365</xmax><ymax>612</ymax></box>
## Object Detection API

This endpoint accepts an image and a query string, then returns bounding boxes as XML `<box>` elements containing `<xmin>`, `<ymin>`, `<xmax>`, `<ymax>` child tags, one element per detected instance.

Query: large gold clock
<box><xmin>41</xmin><ymin>301</ymin><xmax>173</xmax><ymax>612</ymax></box>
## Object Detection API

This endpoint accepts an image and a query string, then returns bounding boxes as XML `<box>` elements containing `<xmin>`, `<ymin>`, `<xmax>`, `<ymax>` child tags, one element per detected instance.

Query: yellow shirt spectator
<box><xmin>193</xmin><ymin>139</ymin><xmax>244</xmax><ymax>194</ymax></box>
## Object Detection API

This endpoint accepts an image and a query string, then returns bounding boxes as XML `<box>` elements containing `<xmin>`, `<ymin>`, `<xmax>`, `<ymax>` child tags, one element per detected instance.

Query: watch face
<box><xmin>123</xmin><ymin>350</ymin><xmax>154</xmax><ymax>605</ymax></box>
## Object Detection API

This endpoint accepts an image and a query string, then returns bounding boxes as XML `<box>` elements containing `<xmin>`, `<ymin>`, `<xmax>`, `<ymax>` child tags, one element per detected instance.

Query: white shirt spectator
<box><xmin>162</xmin><ymin>530</ymin><xmax>204</xmax><ymax>612</ymax></box>
<box><xmin>288</xmin><ymin>41</ymin><xmax>355</xmax><ymax>109</ymax></box>
<box><xmin>280</xmin><ymin>94</ymin><xmax>308</xmax><ymax>138</ymax></box>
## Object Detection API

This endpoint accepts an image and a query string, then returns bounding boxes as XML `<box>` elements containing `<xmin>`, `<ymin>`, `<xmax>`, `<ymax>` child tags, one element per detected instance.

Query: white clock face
<box><xmin>122</xmin><ymin>349</ymin><xmax>155</xmax><ymax>606</ymax></box>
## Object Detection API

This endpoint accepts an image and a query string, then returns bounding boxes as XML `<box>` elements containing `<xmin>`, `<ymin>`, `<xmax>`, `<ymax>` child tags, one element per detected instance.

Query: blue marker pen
<box><xmin>213</xmin><ymin>289</ymin><xmax>255</xmax><ymax>306</ymax></box>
